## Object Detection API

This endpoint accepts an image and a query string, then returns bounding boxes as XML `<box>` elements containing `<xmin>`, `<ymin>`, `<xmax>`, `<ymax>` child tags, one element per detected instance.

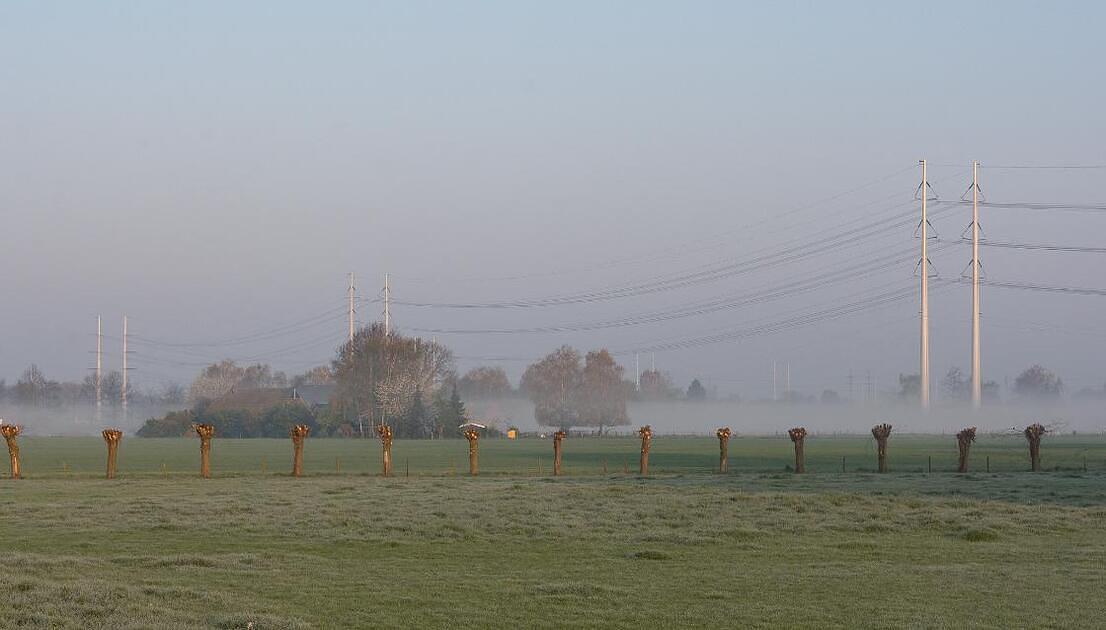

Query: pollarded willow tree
<box><xmin>193</xmin><ymin>423</ymin><xmax>215</xmax><ymax>478</ymax></box>
<box><xmin>638</xmin><ymin>425</ymin><xmax>653</xmax><ymax>475</ymax></box>
<box><xmin>871</xmin><ymin>423</ymin><xmax>892</xmax><ymax>473</ymax></box>
<box><xmin>716</xmin><ymin>427</ymin><xmax>732</xmax><ymax>473</ymax></box>
<box><xmin>464</xmin><ymin>428</ymin><xmax>480</xmax><ymax>476</ymax></box>
<box><xmin>788</xmin><ymin>427</ymin><xmax>807</xmax><ymax>473</ymax></box>
<box><xmin>1024</xmin><ymin>423</ymin><xmax>1047</xmax><ymax>472</ymax></box>
<box><xmin>377</xmin><ymin>424</ymin><xmax>394</xmax><ymax>477</ymax></box>
<box><xmin>956</xmin><ymin>427</ymin><xmax>977</xmax><ymax>473</ymax></box>
<box><xmin>2</xmin><ymin>424</ymin><xmax>23</xmax><ymax>479</ymax></box>
<box><xmin>290</xmin><ymin>424</ymin><xmax>310</xmax><ymax>477</ymax></box>
<box><xmin>102</xmin><ymin>429</ymin><xmax>123</xmax><ymax>479</ymax></box>
<box><xmin>552</xmin><ymin>430</ymin><xmax>566</xmax><ymax>476</ymax></box>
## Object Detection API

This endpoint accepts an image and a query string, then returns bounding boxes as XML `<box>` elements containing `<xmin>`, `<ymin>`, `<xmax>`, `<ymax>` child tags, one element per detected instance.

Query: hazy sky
<box><xmin>1</xmin><ymin>1</ymin><xmax>1104</xmax><ymax>400</ymax></box>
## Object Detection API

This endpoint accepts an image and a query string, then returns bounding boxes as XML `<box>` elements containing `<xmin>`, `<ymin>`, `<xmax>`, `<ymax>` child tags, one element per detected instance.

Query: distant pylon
<box><xmin>96</xmin><ymin>315</ymin><xmax>103</xmax><ymax>421</ymax></box>
<box><xmin>348</xmin><ymin>272</ymin><xmax>356</xmax><ymax>343</ymax></box>
<box><xmin>383</xmin><ymin>273</ymin><xmax>391</xmax><ymax>336</ymax></box>
<box><xmin>122</xmin><ymin>315</ymin><xmax>129</xmax><ymax>419</ymax></box>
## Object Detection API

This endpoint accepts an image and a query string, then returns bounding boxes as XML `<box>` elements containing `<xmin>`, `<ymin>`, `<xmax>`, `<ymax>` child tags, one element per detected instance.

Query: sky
<box><xmin>1</xmin><ymin>1</ymin><xmax>1104</xmax><ymax>402</ymax></box>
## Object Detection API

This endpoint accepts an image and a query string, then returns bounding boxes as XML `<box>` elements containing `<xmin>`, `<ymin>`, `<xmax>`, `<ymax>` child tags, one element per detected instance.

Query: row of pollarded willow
<box><xmin>0</xmin><ymin>422</ymin><xmax>1057</xmax><ymax>479</ymax></box>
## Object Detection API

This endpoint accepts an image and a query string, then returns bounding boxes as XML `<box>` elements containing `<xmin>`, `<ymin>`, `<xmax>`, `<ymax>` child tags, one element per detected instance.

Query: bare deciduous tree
<box><xmin>458</xmin><ymin>366</ymin><xmax>512</xmax><ymax>399</ymax></box>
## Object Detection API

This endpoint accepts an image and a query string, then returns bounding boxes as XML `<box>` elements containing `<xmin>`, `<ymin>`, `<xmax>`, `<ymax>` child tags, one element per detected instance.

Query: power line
<box><xmin>408</xmin><ymin>242</ymin><xmax>946</xmax><ymax>335</ymax></box>
<box><xmin>971</xmin><ymin>279</ymin><xmax>1106</xmax><ymax>297</ymax></box>
<box><xmin>968</xmin><ymin>238</ymin><xmax>1106</xmax><ymax>254</ymax></box>
<box><xmin>958</xmin><ymin>200</ymin><xmax>1106</xmax><ymax>213</ymax></box>
<box><xmin>612</xmin><ymin>283</ymin><xmax>939</xmax><ymax>356</ymax></box>
<box><xmin>395</xmin><ymin>201</ymin><xmax>949</xmax><ymax>309</ymax></box>
<box><xmin>389</xmin><ymin>164</ymin><xmax>919</xmax><ymax>284</ymax></box>
<box><xmin>981</xmin><ymin>164</ymin><xmax>1106</xmax><ymax>170</ymax></box>
<box><xmin>127</xmin><ymin>305</ymin><xmax>347</xmax><ymax>348</ymax></box>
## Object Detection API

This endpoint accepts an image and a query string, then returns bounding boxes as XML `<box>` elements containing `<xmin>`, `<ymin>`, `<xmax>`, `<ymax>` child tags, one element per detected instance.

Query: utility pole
<box><xmin>121</xmin><ymin>315</ymin><xmax>129</xmax><ymax>419</ymax></box>
<box><xmin>772</xmin><ymin>360</ymin><xmax>777</xmax><ymax>402</ymax></box>
<box><xmin>970</xmin><ymin>160</ymin><xmax>982</xmax><ymax>408</ymax></box>
<box><xmin>96</xmin><ymin>315</ymin><xmax>103</xmax><ymax>422</ymax></box>
<box><xmin>918</xmin><ymin>159</ymin><xmax>931</xmax><ymax>409</ymax></box>
<box><xmin>383</xmin><ymin>273</ymin><xmax>391</xmax><ymax>336</ymax></box>
<box><xmin>348</xmin><ymin>272</ymin><xmax>356</xmax><ymax>343</ymax></box>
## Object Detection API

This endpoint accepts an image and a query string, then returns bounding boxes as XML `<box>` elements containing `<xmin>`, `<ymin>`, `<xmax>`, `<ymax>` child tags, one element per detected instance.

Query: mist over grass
<box><xmin>3</xmin><ymin>397</ymin><xmax>1101</xmax><ymax>440</ymax></box>
<box><xmin>465</xmin><ymin>397</ymin><xmax>1103</xmax><ymax>435</ymax></box>
<box><xmin>0</xmin><ymin>402</ymin><xmax>185</xmax><ymax>437</ymax></box>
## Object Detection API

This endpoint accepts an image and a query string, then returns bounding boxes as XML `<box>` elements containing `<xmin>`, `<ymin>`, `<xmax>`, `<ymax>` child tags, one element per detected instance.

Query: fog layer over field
<box><xmin>467</xmin><ymin>398</ymin><xmax>1103</xmax><ymax>435</ymax></box>
<box><xmin>4</xmin><ymin>399</ymin><xmax>1101</xmax><ymax>438</ymax></box>
<box><xmin>0</xmin><ymin>403</ymin><xmax>179</xmax><ymax>437</ymax></box>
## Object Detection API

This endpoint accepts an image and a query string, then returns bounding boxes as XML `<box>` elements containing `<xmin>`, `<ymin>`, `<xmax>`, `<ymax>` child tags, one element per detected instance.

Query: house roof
<box><xmin>207</xmin><ymin>387</ymin><xmax>300</xmax><ymax>414</ymax></box>
<box><xmin>293</xmin><ymin>384</ymin><xmax>336</xmax><ymax>407</ymax></box>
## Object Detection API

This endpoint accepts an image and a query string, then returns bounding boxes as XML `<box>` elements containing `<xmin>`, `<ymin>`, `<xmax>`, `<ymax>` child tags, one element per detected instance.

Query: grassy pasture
<box><xmin>1</xmin><ymin>436</ymin><xmax>1105</xmax><ymax>628</ymax></box>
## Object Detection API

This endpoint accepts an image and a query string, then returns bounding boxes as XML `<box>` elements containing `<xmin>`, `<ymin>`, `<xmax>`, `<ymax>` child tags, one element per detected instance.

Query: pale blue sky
<box><xmin>1</xmin><ymin>1</ymin><xmax>1104</xmax><ymax>399</ymax></box>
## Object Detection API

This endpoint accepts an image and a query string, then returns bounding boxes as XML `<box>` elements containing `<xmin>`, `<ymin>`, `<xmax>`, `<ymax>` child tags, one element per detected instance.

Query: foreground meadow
<box><xmin>1</xmin><ymin>437</ymin><xmax>1105</xmax><ymax>628</ymax></box>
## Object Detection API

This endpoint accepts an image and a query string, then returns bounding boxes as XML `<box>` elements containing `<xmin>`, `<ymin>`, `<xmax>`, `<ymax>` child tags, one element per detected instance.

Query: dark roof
<box><xmin>207</xmin><ymin>388</ymin><xmax>300</xmax><ymax>414</ymax></box>
<box><xmin>293</xmin><ymin>384</ymin><xmax>336</xmax><ymax>407</ymax></box>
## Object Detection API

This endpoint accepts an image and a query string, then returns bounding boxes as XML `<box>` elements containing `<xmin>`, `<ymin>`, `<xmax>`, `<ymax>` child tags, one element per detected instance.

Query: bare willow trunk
<box><xmin>638</xmin><ymin>425</ymin><xmax>653</xmax><ymax>475</ymax></box>
<box><xmin>193</xmin><ymin>423</ymin><xmax>214</xmax><ymax>479</ymax></box>
<box><xmin>1025</xmin><ymin>423</ymin><xmax>1045</xmax><ymax>472</ymax></box>
<box><xmin>553</xmin><ymin>430</ymin><xmax>566</xmax><ymax>476</ymax></box>
<box><xmin>377</xmin><ymin>425</ymin><xmax>393</xmax><ymax>477</ymax></box>
<box><xmin>871</xmin><ymin>423</ymin><xmax>892</xmax><ymax>473</ymax></box>
<box><xmin>956</xmin><ymin>427</ymin><xmax>977</xmax><ymax>473</ymax></box>
<box><xmin>464</xmin><ymin>429</ymin><xmax>480</xmax><ymax>476</ymax></box>
<box><xmin>716</xmin><ymin>428</ymin><xmax>731</xmax><ymax>473</ymax></box>
<box><xmin>2</xmin><ymin>425</ymin><xmax>22</xmax><ymax>480</ymax></box>
<box><xmin>788</xmin><ymin>427</ymin><xmax>807</xmax><ymax>473</ymax></box>
<box><xmin>102</xmin><ymin>429</ymin><xmax>123</xmax><ymax>480</ymax></box>
<box><xmin>290</xmin><ymin>424</ymin><xmax>310</xmax><ymax>477</ymax></box>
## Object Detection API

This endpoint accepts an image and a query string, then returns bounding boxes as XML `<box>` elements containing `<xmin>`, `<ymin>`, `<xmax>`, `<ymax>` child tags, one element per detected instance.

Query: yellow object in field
<box><xmin>507</xmin><ymin>429</ymin><xmax>517</xmax><ymax>440</ymax></box>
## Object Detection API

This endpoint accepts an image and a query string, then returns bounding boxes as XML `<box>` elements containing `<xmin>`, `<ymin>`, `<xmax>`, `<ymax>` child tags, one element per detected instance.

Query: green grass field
<box><xmin>2</xmin><ymin>436</ymin><xmax>1105</xmax><ymax>628</ymax></box>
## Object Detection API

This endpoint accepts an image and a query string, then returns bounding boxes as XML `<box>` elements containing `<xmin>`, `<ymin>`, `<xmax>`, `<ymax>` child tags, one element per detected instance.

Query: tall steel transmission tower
<box><xmin>961</xmin><ymin>160</ymin><xmax>984</xmax><ymax>408</ymax></box>
<box><xmin>916</xmin><ymin>159</ymin><xmax>935</xmax><ymax>409</ymax></box>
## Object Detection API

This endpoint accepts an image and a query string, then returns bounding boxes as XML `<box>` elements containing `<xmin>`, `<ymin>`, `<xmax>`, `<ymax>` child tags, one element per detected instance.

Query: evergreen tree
<box><xmin>433</xmin><ymin>385</ymin><xmax>467</xmax><ymax>438</ymax></box>
<box><xmin>397</xmin><ymin>389</ymin><xmax>433</xmax><ymax>439</ymax></box>
<box><xmin>686</xmin><ymin>379</ymin><xmax>707</xmax><ymax>401</ymax></box>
